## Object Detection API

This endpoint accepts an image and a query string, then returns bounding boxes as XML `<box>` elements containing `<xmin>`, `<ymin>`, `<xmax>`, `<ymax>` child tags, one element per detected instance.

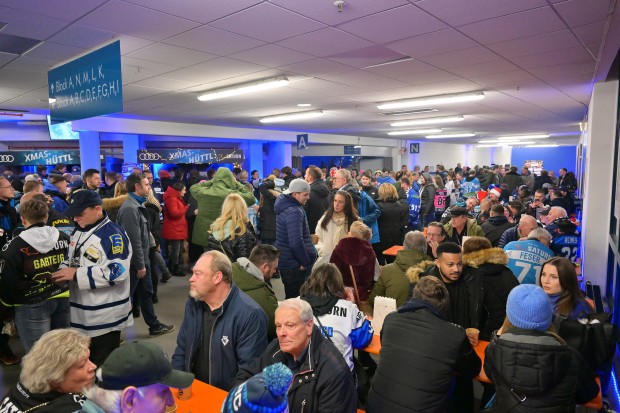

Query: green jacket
<box><xmin>444</xmin><ymin>218</ymin><xmax>485</xmax><ymax>239</ymax></box>
<box><xmin>370</xmin><ymin>249</ymin><xmax>428</xmax><ymax>308</ymax></box>
<box><xmin>232</xmin><ymin>259</ymin><xmax>278</xmax><ymax>340</ymax></box>
<box><xmin>190</xmin><ymin>167</ymin><xmax>256</xmax><ymax>246</ymax></box>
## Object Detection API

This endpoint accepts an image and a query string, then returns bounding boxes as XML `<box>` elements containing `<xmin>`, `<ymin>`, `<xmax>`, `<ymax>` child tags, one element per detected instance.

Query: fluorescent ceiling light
<box><xmin>497</xmin><ymin>134</ymin><xmax>549</xmax><ymax>140</ymax></box>
<box><xmin>391</xmin><ymin>115</ymin><xmax>464</xmax><ymax>127</ymax></box>
<box><xmin>260</xmin><ymin>110</ymin><xmax>324</xmax><ymax>123</ymax></box>
<box><xmin>426</xmin><ymin>133</ymin><xmax>476</xmax><ymax>139</ymax></box>
<box><xmin>476</xmin><ymin>144</ymin><xmax>512</xmax><ymax>148</ymax></box>
<box><xmin>387</xmin><ymin>128</ymin><xmax>442</xmax><ymax>136</ymax></box>
<box><xmin>383</xmin><ymin>108</ymin><xmax>439</xmax><ymax>116</ymax></box>
<box><xmin>297</xmin><ymin>103</ymin><xmax>311</xmax><ymax>107</ymax></box>
<box><xmin>525</xmin><ymin>144</ymin><xmax>559</xmax><ymax>148</ymax></box>
<box><xmin>197</xmin><ymin>77</ymin><xmax>289</xmax><ymax>101</ymax></box>
<box><xmin>479</xmin><ymin>140</ymin><xmax>536</xmax><ymax>145</ymax></box>
<box><xmin>378</xmin><ymin>92</ymin><xmax>485</xmax><ymax>110</ymax></box>
<box><xmin>363</xmin><ymin>57</ymin><xmax>414</xmax><ymax>69</ymax></box>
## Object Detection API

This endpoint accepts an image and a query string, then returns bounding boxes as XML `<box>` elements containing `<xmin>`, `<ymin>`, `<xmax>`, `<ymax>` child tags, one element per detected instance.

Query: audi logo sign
<box><xmin>0</xmin><ymin>155</ymin><xmax>15</xmax><ymax>163</ymax></box>
<box><xmin>138</xmin><ymin>152</ymin><xmax>162</xmax><ymax>161</ymax></box>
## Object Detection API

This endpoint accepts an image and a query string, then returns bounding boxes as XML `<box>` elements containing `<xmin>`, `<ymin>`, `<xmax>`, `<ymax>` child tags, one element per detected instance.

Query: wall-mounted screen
<box><xmin>47</xmin><ymin>115</ymin><xmax>79</xmax><ymax>140</ymax></box>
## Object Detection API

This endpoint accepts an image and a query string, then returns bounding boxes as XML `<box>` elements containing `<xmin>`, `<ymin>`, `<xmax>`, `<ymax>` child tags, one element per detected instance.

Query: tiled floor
<box><xmin>0</xmin><ymin>265</ymin><xmax>287</xmax><ymax>397</ymax></box>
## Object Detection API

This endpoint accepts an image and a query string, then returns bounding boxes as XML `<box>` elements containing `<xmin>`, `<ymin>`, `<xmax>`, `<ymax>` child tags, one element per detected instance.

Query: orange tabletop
<box><xmin>172</xmin><ymin>379</ymin><xmax>228</xmax><ymax>413</ymax></box>
<box><xmin>362</xmin><ymin>334</ymin><xmax>381</xmax><ymax>355</ymax></box>
<box><xmin>171</xmin><ymin>378</ymin><xmax>367</xmax><ymax>413</ymax></box>
<box><xmin>383</xmin><ymin>245</ymin><xmax>403</xmax><ymax>256</ymax></box>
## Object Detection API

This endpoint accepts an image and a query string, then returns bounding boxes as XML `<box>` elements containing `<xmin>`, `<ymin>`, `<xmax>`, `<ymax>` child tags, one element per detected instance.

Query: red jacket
<box><xmin>162</xmin><ymin>187</ymin><xmax>189</xmax><ymax>240</ymax></box>
<box><xmin>330</xmin><ymin>237</ymin><xmax>376</xmax><ymax>302</ymax></box>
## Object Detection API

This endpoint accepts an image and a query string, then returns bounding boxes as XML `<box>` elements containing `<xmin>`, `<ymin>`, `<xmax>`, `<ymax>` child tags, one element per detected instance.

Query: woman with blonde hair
<box><xmin>102</xmin><ymin>181</ymin><xmax>127</xmax><ymax>222</ymax></box>
<box><xmin>0</xmin><ymin>329</ymin><xmax>95</xmax><ymax>412</ymax></box>
<box><xmin>207</xmin><ymin>193</ymin><xmax>257</xmax><ymax>261</ymax></box>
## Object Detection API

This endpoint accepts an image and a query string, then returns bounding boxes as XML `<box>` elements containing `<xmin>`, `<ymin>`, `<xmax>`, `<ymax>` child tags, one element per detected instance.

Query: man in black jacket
<box><xmin>232</xmin><ymin>298</ymin><xmax>357</xmax><ymax>413</ymax></box>
<box><xmin>303</xmin><ymin>165</ymin><xmax>329</xmax><ymax>234</ymax></box>
<box><xmin>367</xmin><ymin>277</ymin><xmax>481</xmax><ymax>413</ymax></box>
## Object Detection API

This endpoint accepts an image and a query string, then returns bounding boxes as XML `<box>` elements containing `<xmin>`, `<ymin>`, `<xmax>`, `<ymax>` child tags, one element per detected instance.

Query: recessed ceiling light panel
<box><xmin>259</xmin><ymin>110</ymin><xmax>324</xmax><ymax>123</ymax></box>
<box><xmin>391</xmin><ymin>115</ymin><xmax>464</xmax><ymax>127</ymax></box>
<box><xmin>378</xmin><ymin>92</ymin><xmax>485</xmax><ymax>110</ymax></box>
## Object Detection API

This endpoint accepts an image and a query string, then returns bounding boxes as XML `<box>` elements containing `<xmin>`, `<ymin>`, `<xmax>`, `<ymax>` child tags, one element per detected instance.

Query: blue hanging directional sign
<box><xmin>410</xmin><ymin>143</ymin><xmax>420</xmax><ymax>154</ymax></box>
<box><xmin>344</xmin><ymin>145</ymin><xmax>361</xmax><ymax>155</ymax></box>
<box><xmin>297</xmin><ymin>134</ymin><xmax>309</xmax><ymax>150</ymax></box>
<box><xmin>48</xmin><ymin>40</ymin><xmax>123</xmax><ymax>124</ymax></box>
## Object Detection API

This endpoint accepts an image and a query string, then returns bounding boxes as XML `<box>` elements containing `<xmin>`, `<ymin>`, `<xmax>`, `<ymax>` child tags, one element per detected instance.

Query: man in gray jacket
<box><xmin>117</xmin><ymin>173</ymin><xmax>173</xmax><ymax>336</ymax></box>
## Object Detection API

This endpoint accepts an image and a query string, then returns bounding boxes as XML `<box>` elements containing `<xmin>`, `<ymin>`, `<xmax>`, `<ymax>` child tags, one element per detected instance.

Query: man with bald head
<box><xmin>497</xmin><ymin>214</ymin><xmax>538</xmax><ymax>248</ymax></box>
<box><xmin>504</xmin><ymin>228</ymin><xmax>553</xmax><ymax>284</ymax></box>
<box><xmin>544</xmin><ymin>206</ymin><xmax>581</xmax><ymax>263</ymax></box>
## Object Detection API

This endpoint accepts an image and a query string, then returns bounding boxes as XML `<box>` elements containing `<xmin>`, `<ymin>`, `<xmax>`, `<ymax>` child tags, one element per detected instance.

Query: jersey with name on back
<box><xmin>504</xmin><ymin>239</ymin><xmax>554</xmax><ymax>284</ymax></box>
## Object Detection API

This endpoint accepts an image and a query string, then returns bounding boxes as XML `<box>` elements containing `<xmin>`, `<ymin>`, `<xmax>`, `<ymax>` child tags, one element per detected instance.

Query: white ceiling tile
<box><xmin>121</xmin><ymin>57</ymin><xmax>179</xmax><ymax>83</ymax></box>
<box><xmin>458</xmin><ymin>7</ymin><xmax>567</xmax><ymax>44</ymax></box>
<box><xmin>117</xmin><ymin>35</ymin><xmax>154</xmax><ymax>55</ymax></box>
<box><xmin>387</xmin><ymin>29</ymin><xmax>480</xmax><ymax>58</ymax></box>
<box><xmin>486</xmin><ymin>29</ymin><xmax>582</xmax><ymax>58</ymax></box>
<box><xmin>572</xmin><ymin>21</ymin><xmax>608</xmax><ymax>45</ymax></box>
<box><xmin>322</xmin><ymin>70</ymin><xmax>411</xmax><ymax>90</ymax></box>
<box><xmin>122</xmin><ymin>0</ymin><xmax>263</xmax><ymax>24</ymax></box>
<box><xmin>528</xmin><ymin>61</ymin><xmax>595</xmax><ymax>78</ymax></box>
<box><xmin>77</xmin><ymin>0</ymin><xmax>200</xmax><ymax>41</ymax></box>
<box><xmin>468</xmin><ymin>70</ymin><xmax>537</xmax><ymax>88</ymax></box>
<box><xmin>270</xmin><ymin>0</ymin><xmax>410</xmax><ymax>26</ymax></box>
<box><xmin>25</xmin><ymin>42</ymin><xmax>85</xmax><ymax>62</ymax></box>
<box><xmin>210</xmin><ymin>3</ymin><xmax>326</xmax><ymax>43</ymax></box>
<box><xmin>415</xmin><ymin>0</ymin><xmax>547</xmax><ymax>26</ymax></box>
<box><xmin>0</xmin><ymin>6</ymin><xmax>70</xmax><ymax>39</ymax></box>
<box><xmin>127</xmin><ymin>44</ymin><xmax>217</xmax><ymax>67</ymax></box>
<box><xmin>418</xmin><ymin>46</ymin><xmax>500</xmax><ymax>69</ymax></box>
<box><xmin>132</xmin><ymin>77</ymin><xmax>196</xmax><ymax>92</ymax></box>
<box><xmin>337</xmin><ymin>4</ymin><xmax>448</xmax><ymax>43</ymax></box>
<box><xmin>0</xmin><ymin>52</ymin><xmax>18</xmax><ymax>66</ymax></box>
<box><xmin>160</xmin><ymin>57</ymin><xmax>268</xmax><ymax>85</ymax></box>
<box><xmin>448</xmin><ymin>59</ymin><xmax>522</xmax><ymax>78</ymax></box>
<box><xmin>553</xmin><ymin>0</ymin><xmax>612</xmax><ymax>27</ymax></box>
<box><xmin>279</xmin><ymin>58</ymin><xmax>356</xmax><ymax>77</ymax></box>
<box><xmin>47</xmin><ymin>25</ymin><xmax>116</xmax><ymax>49</ymax></box>
<box><xmin>5</xmin><ymin>56</ymin><xmax>56</xmax><ymax>73</ymax></box>
<box><xmin>276</xmin><ymin>28</ymin><xmax>374</xmax><ymax>58</ymax></box>
<box><xmin>0</xmin><ymin>0</ymin><xmax>107</xmax><ymax>20</ymax></box>
<box><xmin>510</xmin><ymin>46</ymin><xmax>594</xmax><ymax>69</ymax></box>
<box><xmin>122</xmin><ymin>84</ymin><xmax>169</xmax><ymax>101</ymax></box>
<box><xmin>326</xmin><ymin>46</ymin><xmax>407</xmax><ymax>69</ymax></box>
<box><xmin>164</xmin><ymin>26</ymin><xmax>265</xmax><ymax>56</ymax></box>
<box><xmin>229</xmin><ymin>45</ymin><xmax>314</xmax><ymax>68</ymax></box>
<box><xmin>0</xmin><ymin>69</ymin><xmax>47</xmax><ymax>89</ymax></box>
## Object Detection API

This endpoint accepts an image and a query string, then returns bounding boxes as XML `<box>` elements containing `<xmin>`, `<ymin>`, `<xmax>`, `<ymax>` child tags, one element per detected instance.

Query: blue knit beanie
<box><xmin>506</xmin><ymin>284</ymin><xmax>553</xmax><ymax>331</ymax></box>
<box><xmin>222</xmin><ymin>363</ymin><xmax>292</xmax><ymax>413</ymax></box>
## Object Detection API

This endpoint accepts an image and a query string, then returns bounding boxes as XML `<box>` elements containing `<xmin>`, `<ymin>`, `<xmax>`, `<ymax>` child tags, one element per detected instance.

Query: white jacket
<box><xmin>315</xmin><ymin>215</ymin><xmax>349</xmax><ymax>257</ymax></box>
<box><xmin>60</xmin><ymin>216</ymin><xmax>133</xmax><ymax>337</ymax></box>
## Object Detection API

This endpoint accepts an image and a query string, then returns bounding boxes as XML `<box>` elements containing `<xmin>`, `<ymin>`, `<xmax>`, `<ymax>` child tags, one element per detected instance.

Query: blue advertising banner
<box><xmin>0</xmin><ymin>150</ymin><xmax>80</xmax><ymax>165</ymax></box>
<box><xmin>48</xmin><ymin>40</ymin><xmax>123</xmax><ymax>124</ymax></box>
<box><xmin>137</xmin><ymin>149</ymin><xmax>244</xmax><ymax>164</ymax></box>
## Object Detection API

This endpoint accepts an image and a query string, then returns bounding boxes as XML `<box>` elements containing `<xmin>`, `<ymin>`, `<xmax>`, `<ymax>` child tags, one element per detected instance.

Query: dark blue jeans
<box><xmin>14</xmin><ymin>298</ymin><xmax>70</xmax><ymax>352</ymax></box>
<box><xmin>129</xmin><ymin>265</ymin><xmax>160</xmax><ymax>331</ymax></box>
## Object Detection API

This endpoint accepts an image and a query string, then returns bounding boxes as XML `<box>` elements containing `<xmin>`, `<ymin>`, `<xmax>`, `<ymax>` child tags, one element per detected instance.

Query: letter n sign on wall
<box><xmin>297</xmin><ymin>134</ymin><xmax>309</xmax><ymax>150</ymax></box>
<box><xmin>410</xmin><ymin>143</ymin><xmax>420</xmax><ymax>154</ymax></box>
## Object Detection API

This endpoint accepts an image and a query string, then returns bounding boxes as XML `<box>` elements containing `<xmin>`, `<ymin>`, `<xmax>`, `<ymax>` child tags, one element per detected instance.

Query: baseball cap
<box><xmin>284</xmin><ymin>178</ymin><xmax>310</xmax><ymax>194</ymax></box>
<box><xmin>97</xmin><ymin>341</ymin><xmax>194</xmax><ymax>390</ymax></box>
<box><xmin>64</xmin><ymin>190</ymin><xmax>103</xmax><ymax>217</ymax></box>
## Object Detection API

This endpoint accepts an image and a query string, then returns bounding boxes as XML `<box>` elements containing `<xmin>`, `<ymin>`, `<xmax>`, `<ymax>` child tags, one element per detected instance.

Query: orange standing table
<box><xmin>172</xmin><ymin>379</ymin><xmax>367</xmax><ymax>413</ymax></box>
<box><xmin>382</xmin><ymin>245</ymin><xmax>403</xmax><ymax>257</ymax></box>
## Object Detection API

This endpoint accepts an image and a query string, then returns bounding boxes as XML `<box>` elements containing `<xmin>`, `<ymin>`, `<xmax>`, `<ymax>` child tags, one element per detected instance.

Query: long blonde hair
<box><xmin>210</xmin><ymin>193</ymin><xmax>248</xmax><ymax>240</ymax></box>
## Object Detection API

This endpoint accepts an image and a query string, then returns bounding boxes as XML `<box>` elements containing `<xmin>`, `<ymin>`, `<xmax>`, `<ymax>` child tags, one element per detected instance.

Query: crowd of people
<box><xmin>0</xmin><ymin>160</ymin><xmax>595</xmax><ymax>413</ymax></box>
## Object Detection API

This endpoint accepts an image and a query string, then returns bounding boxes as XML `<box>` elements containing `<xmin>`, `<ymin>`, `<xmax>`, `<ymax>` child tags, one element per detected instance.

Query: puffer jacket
<box><xmin>207</xmin><ymin>222</ymin><xmax>257</xmax><ymax>262</ymax></box>
<box><xmin>370</xmin><ymin>249</ymin><xmax>428</xmax><ymax>308</ymax></box>
<box><xmin>232</xmin><ymin>326</ymin><xmax>357</xmax><ymax>413</ymax></box>
<box><xmin>305</xmin><ymin>179</ymin><xmax>330</xmax><ymax>234</ymax></box>
<box><xmin>462</xmin><ymin>248</ymin><xmax>518</xmax><ymax>340</ymax></box>
<box><xmin>190</xmin><ymin>167</ymin><xmax>256</xmax><ymax>246</ymax></box>
<box><xmin>358</xmin><ymin>190</ymin><xmax>381</xmax><ymax>244</ymax></box>
<box><xmin>43</xmin><ymin>181</ymin><xmax>68</xmax><ymax>213</ymax></box>
<box><xmin>481</xmin><ymin>215</ymin><xmax>515</xmax><ymax>247</ymax></box>
<box><xmin>329</xmin><ymin>236</ymin><xmax>377</xmax><ymax>302</ymax></box>
<box><xmin>419</xmin><ymin>179</ymin><xmax>436</xmax><ymax>216</ymax></box>
<box><xmin>367</xmin><ymin>299</ymin><xmax>481</xmax><ymax>413</ymax></box>
<box><xmin>375</xmin><ymin>199</ymin><xmax>408</xmax><ymax>253</ymax></box>
<box><xmin>258</xmin><ymin>179</ymin><xmax>279</xmax><ymax>241</ymax></box>
<box><xmin>162</xmin><ymin>186</ymin><xmax>189</xmax><ymax>240</ymax></box>
<box><xmin>275</xmin><ymin>194</ymin><xmax>317</xmax><ymax>269</ymax></box>
<box><xmin>485</xmin><ymin>329</ymin><xmax>599</xmax><ymax>413</ymax></box>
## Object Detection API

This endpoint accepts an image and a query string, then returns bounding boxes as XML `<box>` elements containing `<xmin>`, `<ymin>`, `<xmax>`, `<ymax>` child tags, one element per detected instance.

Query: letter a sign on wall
<box><xmin>297</xmin><ymin>134</ymin><xmax>309</xmax><ymax>150</ymax></box>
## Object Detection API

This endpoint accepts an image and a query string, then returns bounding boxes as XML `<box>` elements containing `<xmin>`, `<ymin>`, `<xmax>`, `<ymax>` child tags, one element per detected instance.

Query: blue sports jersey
<box><xmin>407</xmin><ymin>184</ymin><xmax>421</xmax><ymax>227</ymax></box>
<box><xmin>550</xmin><ymin>233</ymin><xmax>580</xmax><ymax>263</ymax></box>
<box><xmin>504</xmin><ymin>240</ymin><xmax>554</xmax><ymax>284</ymax></box>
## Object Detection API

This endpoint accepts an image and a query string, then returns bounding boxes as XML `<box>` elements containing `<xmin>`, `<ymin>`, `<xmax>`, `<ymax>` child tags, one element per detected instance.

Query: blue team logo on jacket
<box><xmin>108</xmin><ymin>262</ymin><xmax>126</xmax><ymax>281</ymax></box>
<box><xmin>109</xmin><ymin>234</ymin><xmax>124</xmax><ymax>255</ymax></box>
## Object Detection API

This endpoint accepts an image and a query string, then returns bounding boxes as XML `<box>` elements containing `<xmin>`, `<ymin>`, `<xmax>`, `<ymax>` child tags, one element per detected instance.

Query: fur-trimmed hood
<box><xmin>463</xmin><ymin>247</ymin><xmax>507</xmax><ymax>268</ymax></box>
<box><xmin>405</xmin><ymin>260</ymin><xmax>435</xmax><ymax>284</ymax></box>
<box><xmin>102</xmin><ymin>194</ymin><xmax>128</xmax><ymax>211</ymax></box>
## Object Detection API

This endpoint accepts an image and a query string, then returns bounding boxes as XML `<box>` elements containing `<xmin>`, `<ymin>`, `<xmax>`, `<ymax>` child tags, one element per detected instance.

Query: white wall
<box><xmin>581</xmin><ymin>80</ymin><xmax>619</xmax><ymax>288</ymax></box>
<box><xmin>406</xmin><ymin>141</ymin><xmax>512</xmax><ymax>169</ymax></box>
